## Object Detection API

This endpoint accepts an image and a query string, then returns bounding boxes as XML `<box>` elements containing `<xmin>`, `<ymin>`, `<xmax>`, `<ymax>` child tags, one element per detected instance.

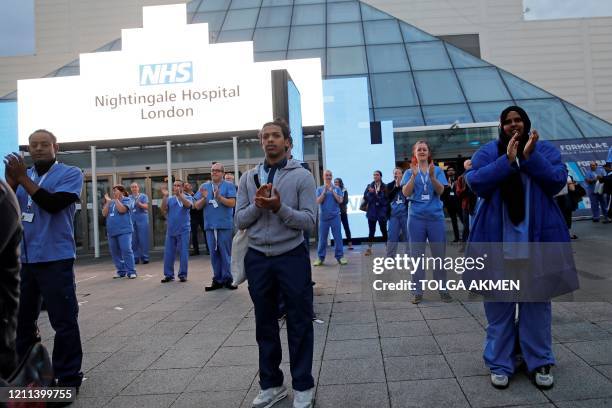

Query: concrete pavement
<box><xmin>34</xmin><ymin>220</ymin><xmax>612</xmax><ymax>407</ymax></box>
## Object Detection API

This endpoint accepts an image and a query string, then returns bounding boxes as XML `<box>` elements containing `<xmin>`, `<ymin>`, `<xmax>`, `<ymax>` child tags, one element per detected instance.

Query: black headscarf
<box><xmin>497</xmin><ymin>106</ymin><xmax>531</xmax><ymax>226</ymax></box>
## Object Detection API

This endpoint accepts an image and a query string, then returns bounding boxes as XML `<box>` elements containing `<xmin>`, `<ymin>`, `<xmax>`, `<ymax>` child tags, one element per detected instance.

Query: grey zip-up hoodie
<box><xmin>235</xmin><ymin>159</ymin><xmax>316</xmax><ymax>256</ymax></box>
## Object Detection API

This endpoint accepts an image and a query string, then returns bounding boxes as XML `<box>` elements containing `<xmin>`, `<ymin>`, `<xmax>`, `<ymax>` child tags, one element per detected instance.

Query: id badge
<box><xmin>210</xmin><ymin>199</ymin><xmax>219</xmax><ymax>208</ymax></box>
<box><xmin>421</xmin><ymin>194</ymin><xmax>430</xmax><ymax>201</ymax></box>
<box><xmin>449</xmin><ymin>192</ymin><xmax>455</xmax><ymax>196</ymax></box>
<box><xmin>21</xmin><ymin>212</ymin><xmax>34</xmax><ymax>223</ymax></box>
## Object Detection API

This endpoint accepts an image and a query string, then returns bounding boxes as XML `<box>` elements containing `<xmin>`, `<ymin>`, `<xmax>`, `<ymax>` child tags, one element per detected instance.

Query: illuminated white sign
<box><xmin>17</xmin><ymin>4</ymin><xmax>323</xmax><ymax>144</ymax></box>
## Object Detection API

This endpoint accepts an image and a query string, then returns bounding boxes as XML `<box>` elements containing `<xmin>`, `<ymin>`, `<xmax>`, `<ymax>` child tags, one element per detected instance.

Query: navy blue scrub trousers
<box><xmin>245</xmin><ymin>244</ymin><xmax>315</xmax><ymax>392</ymax></box>
<box><xmin>16</xmin><ymin>259</ymin><xmax>83</xmax><ymax>386</ymax></box>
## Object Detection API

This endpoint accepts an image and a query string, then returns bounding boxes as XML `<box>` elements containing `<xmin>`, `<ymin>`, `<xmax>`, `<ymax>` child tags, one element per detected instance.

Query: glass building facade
<box><xmin>2</xmin><ymin>0</ymin><xmax>612</xmax><ymax>141</ymax></box>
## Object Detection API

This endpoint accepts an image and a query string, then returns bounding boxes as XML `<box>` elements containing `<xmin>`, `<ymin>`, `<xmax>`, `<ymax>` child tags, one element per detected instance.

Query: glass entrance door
<box><xmin>84</xmin><ymin>176</ymin><xmax>113</xmax><ymax>251</ymax></box>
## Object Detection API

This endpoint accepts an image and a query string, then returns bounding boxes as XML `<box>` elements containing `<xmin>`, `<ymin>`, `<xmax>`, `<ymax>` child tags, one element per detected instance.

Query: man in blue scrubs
<box><xmin>4</xmin><ymin>129</ymin><xmax>83</xmax><ymax>390</ymax></box>
<box><xmin>195</xmin><ymin>163</ymin><xmax>237</xmax><ymax>291</ymax></box>
<box><xmin>313</xmin><ymin>170</ymin><xmax>347</xmax><ymax>266</ymax></box>
<box><xmin>160</xmin><ymin>180</ymin><xmax>194</xmax><ymax>283</ymax></box>
<box><xmin>585</xmin><ymin>161</ymin><xmax>609</xmax><ymax>223</ymax></box>
<box><xmin>130</xmin><ymin>182</ymin><xmax>149</xmax><ymax>264</ymax></box>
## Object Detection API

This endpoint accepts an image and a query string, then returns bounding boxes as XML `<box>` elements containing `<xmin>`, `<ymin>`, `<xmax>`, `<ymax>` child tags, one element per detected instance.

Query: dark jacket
<box><xmin>364</xmin><ymin>182</ymin><xmax>388</xmax><ymax>221</ymax></box>
<box><xmin>0</xmin><ymin>180</ymin><xmax>22</xmax><ymax>379</ymax></box>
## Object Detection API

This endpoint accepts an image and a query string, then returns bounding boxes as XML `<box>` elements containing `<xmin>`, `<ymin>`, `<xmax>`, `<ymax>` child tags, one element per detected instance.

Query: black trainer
<box><xmin>179</xmin><ymin>277</ymin><xmax>187</xmax><ymax>282</ymax></box>
<box><xmin>160</xmin><ymin>276</ymin><xmax>174</xmax><ymax>283</ymax></box>
<box><xmin>204</xmin><ymin>280</ymin><xmax>223</xmax><ymax>291</ymax></box>
<box><xmin>225</xmin><ymin>281</ymin><xmax>238</xmax><ymax>290</ymax></box>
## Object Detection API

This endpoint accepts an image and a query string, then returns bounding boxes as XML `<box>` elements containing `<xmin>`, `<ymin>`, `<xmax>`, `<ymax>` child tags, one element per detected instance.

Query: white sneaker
<box><xmin>252</xmin><ymin>385</ymin><xmax>288</xmax><ymax>408</ymax></box>
<box><xmin>490</xmin><ymin>373</ymin><xmax>509</xmax><ymax>389</ymax></box>
<box><xmin>293</xmin><ymin>388</ymin><xmax>314</xmax><ymax>408</ymax></box>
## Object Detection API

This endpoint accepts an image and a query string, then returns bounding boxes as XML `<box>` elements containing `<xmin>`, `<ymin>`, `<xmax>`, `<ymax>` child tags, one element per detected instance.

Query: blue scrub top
<box><xmin>16</xmin><ymin>163</ymin><xmax>83</xmax><ymax>263</ymax></box>
<box><xmin>584</xmin><ymin>167</ymin><xmax>605</xmax><ymax>194</ymax></box>
<box><xmin>502</xmin><ymin>173</ymin><xmax>531</xmax><ymax>259</ymax></box>
<box><xmin>608</xmin><ymin>146</ymin><xmax>612</xmax><ymax>163</ymax></box>
<box><xmin>389</xmin><ymin>185</ymin><xmax>408</xmax><ymax>217</ymax></box>
<box><xmin>131</xmin><ymin>193</ymin><xmax>149</xmax><ymax>221</ymax></box>
<box><xmin>194</xmin><ymin>181</ymin><xmax>236</xmax><ymax>230</ymax></box>
<box><xmin>401</xmin><ymin>166</ymin><xmax>448</xmax><ymax>220</ymax></box>
<box><xmin>166</xmin><ymin>194</ymin><xmax>194</xmax><ymax>236</ymax></box>
<box><xmin>106</xmin><ymin>197</ymin><xmax>134</xmax><ymax>237</ymax></box>
<box><xmin>316</xmin><ymin>185</ymin><xmax>342</xmax><ymax>220</ymax></box>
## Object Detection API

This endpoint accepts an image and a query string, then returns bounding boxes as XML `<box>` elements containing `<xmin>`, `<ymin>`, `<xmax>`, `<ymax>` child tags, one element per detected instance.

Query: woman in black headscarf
<box><xmin>464</xmin><ymin>106</ymin><xmax>578</xmax><ymax>390</ymax></box>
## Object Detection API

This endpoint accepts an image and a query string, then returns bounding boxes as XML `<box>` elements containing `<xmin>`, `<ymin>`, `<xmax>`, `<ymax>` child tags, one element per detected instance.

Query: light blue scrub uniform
<box><xmin>195</xmin><ymin>181</ymin><xmax>236</xmax><ymax>284</ymax></box>
<box><xmin>484</xmin><ymin>174</ymin><xmax>554</xmax><ymax>376</ymax></box>
<box><xmin>106</xmin><ymin>197</ymin><xmax>136</xmax><ymax>277</ymax></box>
<box><xmin>163</xmin><ymin>194</ymin><xmax>194</xmax><ymax>279</ymax></box>
<box><xmin>401</xmin><ymin>166</ymin><xmax>448</xmax><ymax>295</ymax></box>
<box><xmin>316</xmin><ymin>185</ymin><xmax>344</xmax><ymax>261</ymax></box>
<box><xmin>585</xmin><ymin>167</ymin><xmax>607</xmax><ymax>220</ymax></box>
<box><xmin>15</xmin><ymin>162</ymin><xmax>84</xmax><ymax>385</ymax></box>
<box><xmin>130</xmin><ymin>193</ymin><xmax>149</xmax><ymax>263</ymax></box>
<box><xmin>386</xmin><ymin>184</ymin><xmax>408</xmax><ymax>257</ymax></box>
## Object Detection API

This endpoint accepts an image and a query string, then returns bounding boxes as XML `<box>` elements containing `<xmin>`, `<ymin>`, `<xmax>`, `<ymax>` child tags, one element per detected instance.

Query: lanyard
<box><xmin>176</xmin><ymin>195</ymin><xmax>183</xmax><ymax>208</ymax></box>
<box><xmin>419</xmin><ymin>169</ymin><xmax>429</xmax><ymax>193</ymax></box>
<box><xmin>374</xmin><ymin>182</ymin><xmax>381</xmax><ymax>194</ymax></box>
<box><xmin>26</xmin><ymin>161</ymin><xmax>58</xmax><ymax>209</ymax></box>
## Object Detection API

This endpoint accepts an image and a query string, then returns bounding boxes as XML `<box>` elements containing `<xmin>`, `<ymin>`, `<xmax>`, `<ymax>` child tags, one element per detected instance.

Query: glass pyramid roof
<box><xmin>3</xmin><ymin>0</ymin><xmax>612</xmax><ymax>140</ymax></box>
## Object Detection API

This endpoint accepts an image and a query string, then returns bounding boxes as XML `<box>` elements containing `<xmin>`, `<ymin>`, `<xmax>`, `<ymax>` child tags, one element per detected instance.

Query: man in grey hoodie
<box><xmin>236</xmin><ymin>119</ymin><xmax>316</xmax><ymax>408</ymax></box>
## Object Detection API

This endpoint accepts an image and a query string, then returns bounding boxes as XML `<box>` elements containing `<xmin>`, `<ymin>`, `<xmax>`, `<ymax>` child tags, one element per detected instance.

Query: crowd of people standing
<box><xmin>2</xmin><ymin>107</ymin><xmax>610</xmax><ymax>407</ymax></box>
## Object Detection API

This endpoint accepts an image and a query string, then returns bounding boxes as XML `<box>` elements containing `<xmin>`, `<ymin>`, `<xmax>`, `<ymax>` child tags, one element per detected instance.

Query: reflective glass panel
<box><xmin>361</xmin><ymin>3</ymin><xmax>394</xmax><ymax>20</ymax></box>
<box><xmin>262</xmin><ymin>0</ymin><xmax>292</xmax><ymax>5</ymax></box>
<box><xmin>371</xmin><ymin>72</ymin><xmax>419</xmax><ymax>107</ymax></box>
<box><xmin>222</xmin><ymin>8</ymin><xmax>259</xmax><ymax>30</ymax></box>
<box><xmin>230</xmin><ymin>0</ymin><xmax>262</xmax><ymax>9</ymax></box>
<box><xmin>327</xmin><ymin>23</ymin><xmax>364</xmax><ymax>47</ymax></box>
<box><xmin>564</xmin><ymin>102</ymin><xmax>612</xmax><ymax>137</ymax></box>
<box><xmin>289</xmin><ymin>25</ymin><xmax>325</xmax><ymax>50</ymax></box>
<box><xmin>288</xmin><ymin>48</ymin><xmax>326</xmax><ymax>74</ymax></box>
<box><xmin>456</xmin><ymin>67</ymin><xmax>511</xmax><ymax>102</ymax></box>
<box><xmin>500</xmin><ymin>70</ymin><xmax>552</xmax><ymax>99</ymax></box>
<box><xmin>517</xmin><ymin>99</ymin><xmax>582</xmax><ymax>140</ymax></box>
<box><xmin>292</xmin><ymin>4</ymin><xmax>325</xmax><ymax>25</ymax></box>
<box><xmin>187</xmin><ymin>0</ymin><xmax>202</xmax><ymax>13</ymax></box>
<box><xmin>217</xmin><ymin>29</ymin><xmax>254</xmax><ymax>42</ymax></box>
<box><xmin>470</xmin><ymin>101</ymin><xmax>514</xmax><ymax>122</ymax></box>
<box><xmin>446</xmin><ymin>43</ymin><xmax>489</xmax><ymax>68</ymax></box>
<box><xmin>294</xmin><ymin>0</ymin><xmax>324</xmax><ymax>4</ymax></box>
<box><xmin>257</xmin><ymin>6</ymin><xmax>292</xmax><ymax>27</ymax></box>
<box><xmin>253</xmin><ymin>27</ymin><xmax>289</xmax><ymax>51</ymax></box>
<box><xmin>399</xmin><ymin>22</ymin><xmax>437</xmax><ymax>43</ymax></box>
<box><xmin>327</xmin><ymin>46</ymin><xmax>367</xmax><ymax>75</ymax></box>
<box><xmin>198</xmin><ymin>0</ymin><xmax>230</xmax><ymax>12</ymax></box>
<box><xmin>422</xmin><ymin>104</ymin><xmax>473</xmax><ymax>125</ymax></box>
<box><xmin>406</xmin><ymin>41</ymin><xmax>452</xmax><ymax>70</ymax></box>
<box><xmin>375</xmin><ymin>107</ymin><xmax>424</xmax><ymax>127</ymax></box>
<box><xmin>363</xmin><ymin>20</ymin><xmax>402</xmax><ymax>45</ymax></box>
<box><xmin>192</xmin><ymin>11</ymin><xmax>226</xmax><ymax>31</ymax></box>
<box><xmin>327</xmin><ymin>2</ymin><xmax>361</xmax><ymax>23</ymax></box>
<box><xmin>413</xmin><ymin>70</ymin><xmax>465</xmax><ymax>105</ymax></box>
<box><xmin>366</xmin><ymin>44</ymin><xmax>410</xmax><ymax>73</ymax></box>
<box><xmin>55</xmin><ymin>66</ymin><xmax>80</xmax><ymax>77</ymax></box>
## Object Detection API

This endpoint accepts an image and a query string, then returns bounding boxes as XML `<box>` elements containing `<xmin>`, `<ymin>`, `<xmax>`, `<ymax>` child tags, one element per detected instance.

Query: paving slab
<box><xmin>388</xmin><ymin>378</ymin><xmax>470</xmax><ymax>408</ymax></box>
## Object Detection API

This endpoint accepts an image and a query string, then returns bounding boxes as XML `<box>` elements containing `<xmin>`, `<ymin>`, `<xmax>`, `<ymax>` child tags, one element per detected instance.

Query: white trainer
<box><xmin>252</xmin><ymin>385</ymin><xmax>288</xmax><ymax>408</ymax></box>
<box><xmin>293</xmin><ymin>388</ymin><xmax>314</xmax><ymax>408</ymax></box>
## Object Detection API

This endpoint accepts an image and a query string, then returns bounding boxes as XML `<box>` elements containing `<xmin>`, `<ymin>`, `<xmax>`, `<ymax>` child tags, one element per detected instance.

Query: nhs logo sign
<box><xmin>139</xmin><ymin>61</ymin><xmax>193</xmax><ymax>85</ymax></box>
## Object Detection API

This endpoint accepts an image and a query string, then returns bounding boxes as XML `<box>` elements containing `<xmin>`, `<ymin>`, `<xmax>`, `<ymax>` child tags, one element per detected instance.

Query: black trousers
<box><xmin>447</xmin><ymin>205</ymin><xmax>467</xmax><ymax>241</ymax></box>
<box><xmin>16</xmin><ymin>259</ymin><xmax>83</xmax><ymax>386</ymax></box>
<box><xmin>246</xmin><ymin>244</ymin><xmax>314</xmax><ymax>391</ymax></box>
<box><xmin>340</xmin><ymin>212</ymin><xmax>352</xmax><ymax>242</ymax></box>
<box><xmin>368</xmin><ymin>218</ymin><xmax>387</xmax><ymax>243</ymax></box>
<box><xmin>190</xmin><ymin>216</ymin><xmax>208</xmax><ymax>253</ymax></box>
<box><xmin>556</xmin><ymin>195</ymin><xmax>573</xmax><ymax>229</ymax></box>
